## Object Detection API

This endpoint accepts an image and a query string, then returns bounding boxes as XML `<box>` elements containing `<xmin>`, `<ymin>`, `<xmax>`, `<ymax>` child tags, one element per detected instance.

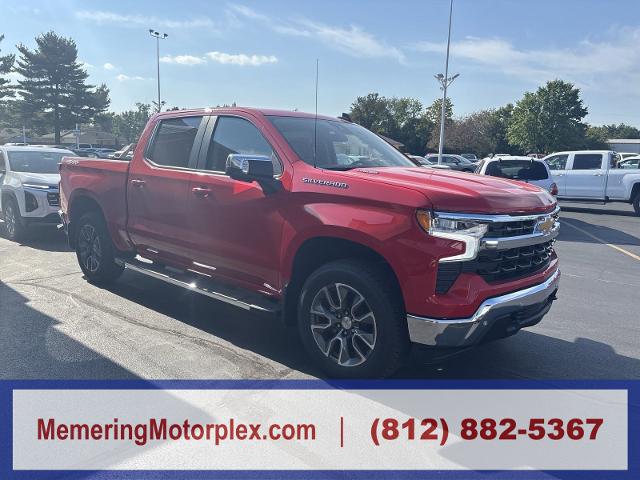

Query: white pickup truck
<box><xmin>543</xmin><ymin>150</ymin><xmax>640</xmax><ymax>215</ymax></box>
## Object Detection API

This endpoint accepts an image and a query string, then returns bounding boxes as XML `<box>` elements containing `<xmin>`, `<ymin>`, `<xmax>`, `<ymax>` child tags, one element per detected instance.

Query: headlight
<box><xmin>416</xmin><ymin>210</ymin><xmax>488</xmax><ymax>262</ymax></box>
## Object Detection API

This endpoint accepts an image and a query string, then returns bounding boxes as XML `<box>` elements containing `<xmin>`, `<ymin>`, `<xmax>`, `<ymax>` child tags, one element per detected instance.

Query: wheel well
<box><xmin>630</xmin><ymin>183</ymin><xmax>640</xmax><ymax>203</ymax></box>
<box><xmin>283</xmin><ymin>237</ymin><xmax>404</xmax><ymax>325</ymax></box>
<box><xmin>68</xmin><ymin>195</ymin><xmax>104</xmax><ymax>248</ymax></box>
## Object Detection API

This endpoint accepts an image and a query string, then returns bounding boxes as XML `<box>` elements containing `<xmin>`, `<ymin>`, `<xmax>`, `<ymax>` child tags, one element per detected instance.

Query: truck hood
<box><xmin>15</xmin><ymin>172</ymin><xmax>60</xmax><ymax>187</ymax></box>
<box><xmin>348</xmin><ymin>167</ymin><xmax>556</xmax><ymax>214</ymax></box>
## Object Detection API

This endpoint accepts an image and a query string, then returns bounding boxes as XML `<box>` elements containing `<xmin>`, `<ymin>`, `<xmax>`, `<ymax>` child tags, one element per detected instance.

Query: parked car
<box><xmin>476</xmin><ymin>156</ymin><xmax>557</xmax><ymax>195</ymax></box>
<box><xmin>0</xmin><ymin>146</ymin><xmax>74</xmax><ymax>240</ymax></box>
<box><xmin>424</xmin><ymin>153</ymin><xmax>477</xmax><ymax>172</ymax></box>
<box><xmin>108</xmin><ymin>144</ymin><xmax>136</xmax><ymax>160</ymax></box>
<box><xmin>544</xmin><ymin>150</ymin><xmax>640</xmax><ymax>215</ymax></box>
<box><xmin>406</xmin><ymin>155</ymin><xmax>451</xmax><ymax>169</ymax></box>
<box><xmin>460</xmin><ymin>153</ymin><xmax>478</xmax><ymax>162</ymax></box>
<box><xmin>60</xmin><ymin>107</ymin><xmax>560</xmax><ymax>378</ymax></box>
<box><xmin>618</xmin><ymin>152</ymin><xmax>639</xmax><ymax>162</ymax></box>
<box><xmin>91</xmin><ymin>148</ymin><xmax>117</xmax><ymax>159</ymax></box>
<box><xmin>618</xmin><ymin>156</ymin><xmax>640</xmax><ymax>169</ymax></box>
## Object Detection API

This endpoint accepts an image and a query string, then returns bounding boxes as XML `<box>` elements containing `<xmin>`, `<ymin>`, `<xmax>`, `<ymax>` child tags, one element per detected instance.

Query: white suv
<box><xmin>0</xmin><ymin>146</ymin><xmax>73</xmax><ymax>240</ymax></box>
<box><xmin>475</xmin><ymin>156</ymin><xmax>557</xmax><ymax>195</ymax></box>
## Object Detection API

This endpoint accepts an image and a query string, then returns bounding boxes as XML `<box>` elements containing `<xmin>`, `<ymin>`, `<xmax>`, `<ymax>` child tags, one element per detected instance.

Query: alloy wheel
<box><xmin>4</xmin><ymin>204</ymin><xmax>16</xmax><ymax>237</ymax></box>
<box><xmin>309</xmin><ymin>282</ymin><xmax>377</xmax><ymax>367</ymax></box>
<box><xmin>78</xmin><ymin>224</ymin><xmax>102</xmax><ymax>273</ymax></box>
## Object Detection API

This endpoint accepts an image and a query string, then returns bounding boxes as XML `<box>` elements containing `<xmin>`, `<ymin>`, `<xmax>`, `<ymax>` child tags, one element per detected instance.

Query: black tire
<box><xmin>2</xmin><ymin>197</ymin><xmax>26</xmax><ymax>241</ymax></box>
<box><xmin>633</xmin><ymin>193</ymin><xmax>640</xmax><ymax>216</ymax></box>
<box><xmin>297</xmin><ymin>259</ymin><xmax>409</xmax><ymax>378</ymax></box>
<box><xmin>75</xmin><ymin>211</ymin><xmax>124</xmax><ymax>284</ymax></box>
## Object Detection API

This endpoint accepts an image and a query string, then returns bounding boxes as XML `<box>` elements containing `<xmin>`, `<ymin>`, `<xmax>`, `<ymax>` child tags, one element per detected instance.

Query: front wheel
<box><xmin>297</xmin><ymin>260</ymin><xmax>409</xmax><ymax>378</ymax></box>
<box><xmin>75</xmin><ymin>212</ymin><xmax>124</xmax><ymax>284</ymax></box>
<box><xmin>2</xmin><ymin>198</ymin><xmax>26</xmax><ymax>241</ymax></box>
<box><xmin>633</xmin><ymin>193</ymin><xmax>640</xmax><ymax>216</ymax></box>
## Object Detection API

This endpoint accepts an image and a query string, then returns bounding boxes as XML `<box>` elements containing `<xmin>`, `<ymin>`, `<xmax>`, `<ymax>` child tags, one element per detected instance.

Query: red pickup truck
<box><xmin>59</xmin><ymin>108</ymin><xmax>560</xmax><ymax>378</ymax></box>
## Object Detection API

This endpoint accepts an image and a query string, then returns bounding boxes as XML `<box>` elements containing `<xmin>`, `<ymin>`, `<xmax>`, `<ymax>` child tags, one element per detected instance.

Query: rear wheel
<box><xmin>2</xmin><ymin>198</ymin><xmax>26</xmax><ymax>241</ymax></box>
<box><xmin>75</xmin><ymin>212</ymin><xmax>124</xmax><ymax>284</ymax></box>
<box><xmin>297</xmin><ymin>259</ymin><xmax>409</xmax><ymax>378</ymax></box>
<box><xmin>633</xmin><ymin>193</ymin><xmax>640</xmax><ymax>216</ymax></box>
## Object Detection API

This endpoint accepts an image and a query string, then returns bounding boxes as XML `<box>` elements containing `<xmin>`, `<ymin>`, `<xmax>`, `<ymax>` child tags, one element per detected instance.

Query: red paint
<box><xmin>60</xmin><ymin>107</ymin><xmax>558</xmax><ymax>318</ymax></box>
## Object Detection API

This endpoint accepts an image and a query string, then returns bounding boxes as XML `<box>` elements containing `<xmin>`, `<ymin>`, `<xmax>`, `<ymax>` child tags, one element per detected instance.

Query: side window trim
<box><xmin>143</xmin><ymin>115</ymin><xmax>208</xmax><ymax>171</ymax></box>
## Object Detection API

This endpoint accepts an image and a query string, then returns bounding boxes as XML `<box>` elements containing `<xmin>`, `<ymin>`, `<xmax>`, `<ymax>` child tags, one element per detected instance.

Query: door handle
<box><xmin>130</xmin><ymin>179</ymin><xmax>145</xmax><ymax>187</ymax></box>
<box><xmin>192</xmin><ymin>186</ymin><xmax>211</xmax><ymax>197</ymax></box>
<box><xmin>592</xmin><ymin>173</ymin><xmax>604</xmax><ymax>176</ymax></box>
<box><xmin>555</xmin><ymin>174</ymin><xmax>564</xmax><ymax>177</ymax></box>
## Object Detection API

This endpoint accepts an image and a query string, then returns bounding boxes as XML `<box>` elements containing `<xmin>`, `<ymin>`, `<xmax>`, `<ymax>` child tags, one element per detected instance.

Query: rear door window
<box><xmin>572</xmin><ymin>154</ymin><xmax>603</xmax><ymax>170</ymax></box>
<box><xmin>146</xmin><ymin>116</ymin><xmax>203</xmax><ymax>168</ymax></box>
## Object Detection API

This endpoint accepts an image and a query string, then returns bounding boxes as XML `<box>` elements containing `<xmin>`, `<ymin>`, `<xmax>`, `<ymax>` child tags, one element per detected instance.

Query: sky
<box><xmin>1</xmin><ymin>0</ymin><xmax>639</xmax><ymax>126</ymax></box>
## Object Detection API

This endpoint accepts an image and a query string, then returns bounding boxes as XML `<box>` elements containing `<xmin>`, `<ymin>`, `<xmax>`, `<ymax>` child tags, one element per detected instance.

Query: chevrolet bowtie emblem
<box><xmin>536</xmin><ymin>216</ymin><xmax>555</xmax><ymax>235</ymax></box>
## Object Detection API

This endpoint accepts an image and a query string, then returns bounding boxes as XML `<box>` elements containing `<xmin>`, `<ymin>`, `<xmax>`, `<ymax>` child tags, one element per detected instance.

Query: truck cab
<box><xmin>545</xmin><ymin>150</ymin><xmax>640</xmax><ymax>214</ymax></box>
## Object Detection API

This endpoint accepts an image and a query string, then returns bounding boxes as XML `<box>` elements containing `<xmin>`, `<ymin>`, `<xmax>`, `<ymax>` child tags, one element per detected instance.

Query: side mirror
<box><xmin>225</xmin><ymin>154</ymin><xmax>274</xmax><ymax>182</ymax></box>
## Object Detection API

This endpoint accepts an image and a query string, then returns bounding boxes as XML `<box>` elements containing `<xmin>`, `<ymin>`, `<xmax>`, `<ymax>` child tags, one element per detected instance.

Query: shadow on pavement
<box><xmin>103</xmin><ymin>270</ymin><xmax>640</xmax><ymax>381</ymax></box>
<box><xmin>559</xmin><ymin>217</ymin><xmax>640</xmax><ymax>246</ymax></box>
<box><xmin>561</xmin><ymin>204</ymin><xmax>638</xmax><ymax>218</ymax></box>
<box><xmin>0</xmin><ymin>222</ymin><xmax>70</xmax><ymax>252</ymax></box>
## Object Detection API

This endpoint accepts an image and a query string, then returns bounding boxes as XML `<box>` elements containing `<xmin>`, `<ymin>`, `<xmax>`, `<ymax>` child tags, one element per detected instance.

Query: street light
<box><xmin>434</xmin><ymin>0</ymin><xmax>458</xmax><ymax>165</ymax></box>
<box><xmin>149</xmin><ymin>29</ymin><xmax>168</xmax><ymax>113</ymax></box>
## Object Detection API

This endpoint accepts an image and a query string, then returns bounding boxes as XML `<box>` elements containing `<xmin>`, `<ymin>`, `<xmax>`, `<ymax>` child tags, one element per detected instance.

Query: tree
<box><xmin>0</xmin><ymin>34</ymin><xmax>15</xmax><ymax>100</ymax></box>
<box><xmin>507</xmin><ymin>80</ymin><xmax>588</xmax><ymax>153</ymax></box>
<box><xmin>13</xmin><ymin>31</ymin><xmax>110</xmax><ymax>143</ymax></box>
<box><xmin>349</xmin><ymin>93</ymin><xmax>392</xmax><ymax>134</ymax></box>
<box><xmin>426</xmin><ymin>98</ymin><xmax>454</xmax><ymax>151</ymax></box>
<box><xmin>585</xmin><ymin>123</ymin><xmax>640</xmax><ymax>149</ymax></box>
<box><xmin>112</xmin><ymin>103</ymin><xmax>152</xmax><ymax>144</ymax></box>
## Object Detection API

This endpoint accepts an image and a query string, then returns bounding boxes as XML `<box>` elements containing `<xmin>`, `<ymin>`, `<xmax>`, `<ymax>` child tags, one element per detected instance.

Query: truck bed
<box><xmin>59</xmin><ymin>157</ymin><xmax>132</xmax><ymax>251</ymax></box>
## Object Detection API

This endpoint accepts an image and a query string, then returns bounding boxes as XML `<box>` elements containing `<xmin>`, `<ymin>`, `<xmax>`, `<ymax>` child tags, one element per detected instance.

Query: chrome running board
<box><xmin>115</xmin><ymin>257</ymin><xmax>280</xmax><ymax>314</ymax></box>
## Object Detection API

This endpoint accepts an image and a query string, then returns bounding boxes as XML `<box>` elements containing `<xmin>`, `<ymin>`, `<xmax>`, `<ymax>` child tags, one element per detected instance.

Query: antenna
<box><xmin>313</xmin><ymin>58</ymin><xmax>319</xmax><ymax>169</ymax></box>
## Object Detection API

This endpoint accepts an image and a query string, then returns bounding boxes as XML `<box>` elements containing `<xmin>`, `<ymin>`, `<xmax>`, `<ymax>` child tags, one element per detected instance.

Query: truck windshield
<box><xmin>485</xmin><ymin>160</ymin><xmax>548</xmax><ymax>181</ymax></box>
<box><xmin>8</xmin><ymin>151</ymin><xmax>69</xmax><ymax>174</ymax></box>
<box><xmin>268</xmin><ymin>116</ymin><xmax>415</xmax><ymax>170</ymax></box>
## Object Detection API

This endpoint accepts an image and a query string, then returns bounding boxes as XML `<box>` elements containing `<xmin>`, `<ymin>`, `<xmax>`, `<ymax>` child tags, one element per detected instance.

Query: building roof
<box><xmin>607</xmin><ymin>138</ymin><xmax>640</xmax><ymax>144</ymax></box>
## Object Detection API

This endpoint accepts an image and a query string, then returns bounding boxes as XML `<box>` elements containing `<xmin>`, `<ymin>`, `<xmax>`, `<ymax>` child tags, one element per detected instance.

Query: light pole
<box><xmin>435</xmin><ymin>0</ymin><xmax>459</xmax><ymax>165</ymax></box>
<box><xmin>149</xmin><ymin>29</ymin><xmax>168</xmax><ymax>113</ymax></box>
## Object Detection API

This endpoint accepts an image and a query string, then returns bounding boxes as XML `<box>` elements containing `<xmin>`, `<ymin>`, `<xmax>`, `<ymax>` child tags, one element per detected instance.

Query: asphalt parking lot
<box><xmin>1</xmin><ymin>203</ymin><xmax>639</xmax><ymax>381</ymax></box>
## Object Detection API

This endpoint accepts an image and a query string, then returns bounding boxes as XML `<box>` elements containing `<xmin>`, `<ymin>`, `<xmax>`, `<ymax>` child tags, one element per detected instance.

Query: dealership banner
<box><xmin>1</xmin><ymin>380</ymin><xmax>638</xmax><ymax>478</ymax></box>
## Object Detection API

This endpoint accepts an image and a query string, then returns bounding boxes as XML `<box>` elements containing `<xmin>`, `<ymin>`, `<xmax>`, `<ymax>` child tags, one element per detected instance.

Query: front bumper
<box><xmin>408</xmin><ymin>269</ymin><xmax>560</xmax><ymax>347</ymax></box>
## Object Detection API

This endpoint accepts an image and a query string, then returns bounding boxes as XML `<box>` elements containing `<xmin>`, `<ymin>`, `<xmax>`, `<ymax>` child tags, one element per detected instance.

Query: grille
<box><xmin>47</xmin><ymin>192</ymin><xmax>60</xmax><ymax>206</ymax></box>
<box><xmin>485</xmin><ymin>219</ymin><xmax>536</xmax><ymax>238</ymax></box>
<box><xmin>469</xmin><ymin>240</ymin><xmax>554</xmax><ymax>283</ymax></box>
<box><xmin>435</xmin><ymin>240</ymin><xmax>555</xmax><ymax>292</ymax></box>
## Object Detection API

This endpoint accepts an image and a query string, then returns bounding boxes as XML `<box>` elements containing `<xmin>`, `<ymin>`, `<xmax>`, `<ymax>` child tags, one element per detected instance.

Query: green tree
<box><xmin>0</xmin><ymin>34</ymin><xmax>15</xmax><ymax>100</ymax></box>
<box><xmin>507</xmin><ymin>80</ymin><xmax>588</xmax><ymax>153</ymax></box>
<box><xmin>585</xmin><ymin>123</ymin><xmax>640</xmax><ymax>149</ymax></box>
<box><xmin>112</xmin><ymin>103</ymin><xmax>152</xmax><ymax>144</ymax></box>
<box><xmin>13</xmin><ymin>31</ymin><xmax>110</xmax><ymax>143</ymax></box>
<box><xmin>426</xmin><ymin>97</ymin><xmax>454</xmax><ymax>151</ymax></box>
<box><xmin>349</xmin><ymin>93</ymin><xmax>392</xmax><ymax>134</ymax></box>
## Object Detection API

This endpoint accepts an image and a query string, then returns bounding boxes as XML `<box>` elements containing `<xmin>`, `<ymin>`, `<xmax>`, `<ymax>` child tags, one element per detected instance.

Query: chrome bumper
<box><xmin>408</xmin><ymin>269</ymin><xmax>560</xmax><ymax>347</ymax></box>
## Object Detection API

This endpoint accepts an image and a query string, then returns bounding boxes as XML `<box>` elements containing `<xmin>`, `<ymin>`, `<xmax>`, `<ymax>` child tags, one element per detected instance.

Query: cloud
<box><xmin>413</xmin><ymin>28</ymin><xmax>640</xmax><ymax>92</ymax></box>
<box><xmin>160</xmin><ymin>55</ymin><xmax>206</xmax><ymax>66</ymax></box>
<box><xmin>76</xmin><ymin>10</ymin><xmax>216</xmax><ymax>29</ymax></box>
<box><xmin>103</xmin><ymin>62</ymin><xmax>116</xmax><ymax>71</ymax></box>
<box><xmin>159</xmin><ymin>52</ymin><xmax>278</xmax><ymax>67</ymax></box>
<box><xmin>79</xmin><ymin>60</ymin><xmax>93</xmax><ymax>69</ymax></box>
<box><xmin>229</xmin><ymin>4</ymin><xmax>404</xmax><ymax>62</ymax></box>
<box><xmin>205</xmin><ymin>51</ymin><xmax>278</xmax><ymax>66</ymax></box>
<box><xmin>116</xmin><ymin>74</ymin><xmax>148</xmax><ymax>81</ymax></box>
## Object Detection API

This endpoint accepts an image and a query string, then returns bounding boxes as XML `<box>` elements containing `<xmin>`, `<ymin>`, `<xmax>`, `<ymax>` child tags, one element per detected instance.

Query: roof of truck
<box><xmin>153</xmin><ymin>107</ymin><xmax>344</xmax><ymax>122</ymax></box>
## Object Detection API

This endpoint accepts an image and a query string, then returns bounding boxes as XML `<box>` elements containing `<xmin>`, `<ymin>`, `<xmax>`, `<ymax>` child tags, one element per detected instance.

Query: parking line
<box><xmin>561</xmin><ymin>220</ymin><xmax>640</xmax><ymax>262</ymax></box>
